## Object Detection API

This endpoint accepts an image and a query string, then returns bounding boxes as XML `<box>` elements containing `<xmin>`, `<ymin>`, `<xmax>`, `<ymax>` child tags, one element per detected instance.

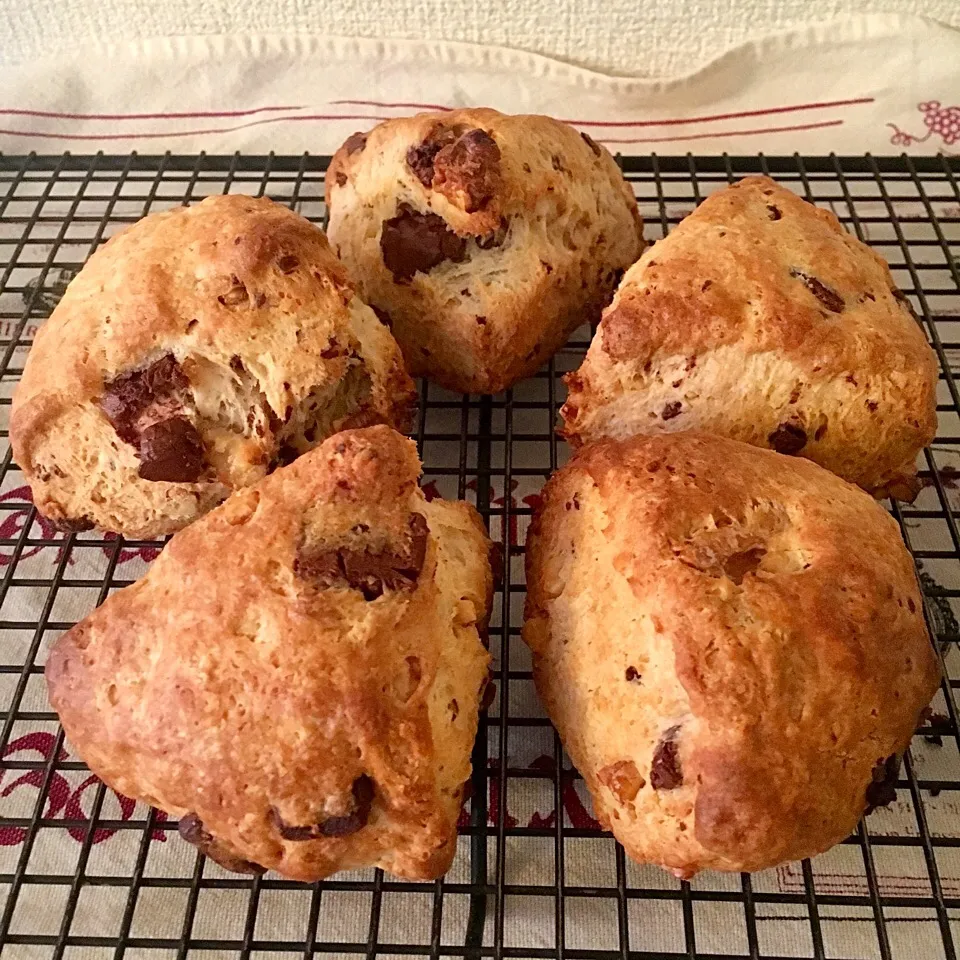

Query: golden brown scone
<box><xmin>325</xmin><ymin>109</ymin><xmax>643</xmax><ymax>394</ymax></box>
<box><xmin>11</xmin><ymin>195</ymin><xmax>417</xmax><ymax>538</ymax></box>
<box><xmin>524</xmin><ymin>432</ymin><xmax>939</xmax><ymax>878</ymax></box>
<box><xmin>561</xmin><ymin>176</ymin><xmax>937</xmax><ymax>497</ymax></box>
<box><xmin>46</xmin><ymin>426</ymin><xmax>492</xmax><ymax>882</ymax></box>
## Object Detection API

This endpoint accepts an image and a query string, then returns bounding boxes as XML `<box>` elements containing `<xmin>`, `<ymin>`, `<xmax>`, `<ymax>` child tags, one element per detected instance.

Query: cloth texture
<box><xmin>2</xmin><ymin>0</ymin><xmax>960</xmax><ymax>77</ymax></box>
<box><xmin>0</xmin><ymin>15</ymin><xmax>958</xmax><ymax>154</ymax></box>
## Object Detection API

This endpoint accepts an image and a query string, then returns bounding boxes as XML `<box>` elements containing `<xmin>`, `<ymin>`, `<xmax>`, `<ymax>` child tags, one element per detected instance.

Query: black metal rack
<box><xmin>0</xmin><ymin>152</ymin><xmax>957</xmax><ymax>960</ymax></box>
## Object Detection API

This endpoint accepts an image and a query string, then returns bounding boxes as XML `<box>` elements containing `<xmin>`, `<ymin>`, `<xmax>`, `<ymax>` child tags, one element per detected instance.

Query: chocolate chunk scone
<box><xmin>11</xmin><ymin>195</ymin><xmax>417</xmax><ymax>537</ymax></box>
<box><xmin>46</xmin><ymin>426</ymin><xmax>493</xmax><ymax>881</ymax></box>
<box><xmin>561</xmin><ymin>176</ymin><xmax>937</xmax><ymax>497</ymax></box>
<box><xmin>524</xmin><ymin>432</ymin><xmax>939</xmax><ymax>877</ymax></box>
<box><xmin>326</xmin><ymin>109</ymin><xmax>643</xmax><ymax>394</ymax></box>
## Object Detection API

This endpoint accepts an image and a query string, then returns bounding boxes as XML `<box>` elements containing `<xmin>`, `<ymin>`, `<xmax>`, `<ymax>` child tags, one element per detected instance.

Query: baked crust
<box><xmin>524</xmin><ymin>432</ymin><xmax>939</xmax><ymax>877</ymax></box>
<box><xmin>561</xmin><ymin>176</ymin><xmax>937</xmax><ymax>495</ymax></box>
<box><xmin>11</xmin><ymin>195</ymin><xmax>417</xmax><ymax>537</ymax></box>
<box><xmin>326</xmin><ymin>109</ymin><xmax>643</xmax><ymax>394</ymax></box>
<box><xmin>46</xmin><ymin>426</ymin><xmax>492</xmax><ymax>882</ymax></box>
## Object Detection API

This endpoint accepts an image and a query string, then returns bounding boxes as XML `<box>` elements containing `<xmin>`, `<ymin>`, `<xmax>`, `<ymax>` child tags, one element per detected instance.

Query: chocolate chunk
<box><xmin>625</xmin><ymin>666</ymin><xmax>642</xmax><ymax>683</ymax></box>
<box><xmin>408</xmin><ymin>142</ymin><xmax>441</xmax><ymax>186</ymax></box>
<box><xmin>436</xmin><ymin>128</ymin><xmax>500</xmax><ymax>211</ymax></box>
<box><xmin>865</xmin><ymin>755</ymin><xmax>901</xmax><ymax>813</ymax></box>
<box><xmin>335</xmin><ymin>171</ymin><xmax>347</xmax><ymax>187</ymax></box>
<box><xmin>138</xmin><ymin>417</ymin><xmax>206</xmax><ymax>483</ymax></box>
<box><xmin>101</xmin><ymin>355</ymin><xmax>191</xmax><ymax>446</ymax></box>
<box><xmin>650</xmin><ymin>726</ymin><xmax>683</xmax><ymax>790</ymax></box>
<box><xmin>268</xmin><ymin>815</ymin><xmax>314</xmax><ymax>842</ymax></box>
<box><xmin>580</xmin><ymin>131</ymin><xmax>603</xmax><ymax>156</ymax></box>
<box><xmin>343</xmin><ymin>132</ymin><xmax>367</xmax><ymax>155</ymax></box>
<box><xmin>380</xmin><ymin>204</ymin><xmax>467</xmax><ymax>282</ymax></box>
<box><xmin>319</xmin><ymin>775</ymin><xmax>375</xmax><ymax>836</ymax></box>
<box><xmin>661</xmin><ymin>401</ymin><xmax>683</xmax><ymax>421</ymax></box>
<box><xmin>767</xmin><ymin>204</ymin><xmax>782</xmax><ymax>220</ymax></box>
<box><xmin>406</xmin><ymin>126</ymin><xmax>457</xmax><ymax>187</ymax></box>
<box><xmin>177</xmin><ymin>813</ymin><xmax>265</xmax><ymax>875</ymax></box>
<box><xmin>52</xmin><ymin>515</ymin><xmax>95</xmax><ymax>532</ymax></box>
<box><xmin>408</xmin><ymin>126</ymin><xmax>502</xmax><ymax>212</ymax></box>
<box><xmin>270</xmin><ymin>775</ymin><xmax>375</xmax><ymax>841</ymax></box>
<box><xmin>790</xmin><ymin>269</ymin><xmax>844</xmax><ymax>313</ymax></box>
<box><xmin>177</xmin><ymin>812</ymin><xmax>209</xmax><ymax>847</ymax></box>
<box><xmin>768</xmin><ymin>422</ymin><xmax>808</xmax><ymax>455</ymax></box>
<box><xmin>295</xmin><ymin>513</ymin><xmax>429</xmax><ymax>600</ymax></box>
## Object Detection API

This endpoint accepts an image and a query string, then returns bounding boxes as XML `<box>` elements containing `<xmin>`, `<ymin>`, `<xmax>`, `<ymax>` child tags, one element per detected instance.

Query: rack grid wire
<box><xmin>0</xmin><ymin>153</ymin><xmax>957</xmax><ymax>960</ymax></box>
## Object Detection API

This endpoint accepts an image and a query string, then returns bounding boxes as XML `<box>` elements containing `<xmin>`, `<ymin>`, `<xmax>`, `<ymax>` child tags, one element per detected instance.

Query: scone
<box><xmin>46</xmin><ymin>426</ymin><xmax>493</xmax><ymax>882</ymax></box>
<box><xmin>524</xmin><ymin>432</ymin><xmax>939</xmax><ymax>877</ymax></box>
<box><xmin>561</xmin><ymin>176</ymin><xmax>937</xmax><ymax>497</ymax></box>
<box><xmin>325</xmin><ymin>108</ymin><xmax>643</xmax><ymax>394</ymax></box>
<box><xmin>11</xmin><ymin>195</ymin><xmax>417</xmax><ymax>538</ymax></box>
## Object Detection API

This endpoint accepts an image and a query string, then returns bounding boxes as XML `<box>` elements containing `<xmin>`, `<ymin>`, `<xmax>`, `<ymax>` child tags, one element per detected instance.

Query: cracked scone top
<box><xmin>11</xmin><ymin>194</ymin><xmax>417</xmax><ymax>538</ymax></box>
<box><xmin>325</xmin><ymin>108</ymin><xmax>643</xmax><ymax>394</ymax></box>
<box><xmin>46</xmin><ymin>426</ymin><xmax>493</xmax><ymax>882</ymax></box>
<box><xmin>524</xmin><ymin>432</ymin><xmax>939</xmax><ymax>877</ymax></box>
<box><xmin>561</xmin><ymin>176</ymin><xmax>937</xmax><ymax>496</ymax></box>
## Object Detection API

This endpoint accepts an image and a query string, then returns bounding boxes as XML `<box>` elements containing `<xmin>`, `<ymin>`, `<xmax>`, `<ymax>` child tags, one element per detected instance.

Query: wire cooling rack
<box><xmin>0</xmin><ymin>153</ymin><xmax>957</xmax><ymax>960</ymax></box>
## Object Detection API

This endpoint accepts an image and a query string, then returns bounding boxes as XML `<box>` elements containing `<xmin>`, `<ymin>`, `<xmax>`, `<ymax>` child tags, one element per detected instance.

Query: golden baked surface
<box><xmin>11</xmin><ymin>195</ymin><xmax>417</xmax><ymax>538</ymax></box>
<box><xmin>46</xmin><ymin>426</ymin><xmax>492</xmax><ymax>882</ymax></box>
<box><xmin>561</xmin><ymin>176</ymin><xmax>937</xmax><ymax>495</ymax></box>
<box><xmin>524</xmin><ymin>432</ymin><xmax>939</xmax><ymax>877</ymax></box>
<box><xmin>326</xmin><ymin>108</ymin><xmax>643</xmax><ymax>394</ymax></box>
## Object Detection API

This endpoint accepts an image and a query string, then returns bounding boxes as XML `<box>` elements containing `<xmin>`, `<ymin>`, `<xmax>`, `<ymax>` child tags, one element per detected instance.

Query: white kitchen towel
<box><xmin>0</xmin><ymin>14</ymin><xmax>958</xmax><ymax>155</ymax></box>
<box><xmin>2</xmin><ymin>0</ymin><xmax>960</xmax><ymax>79</ymax></box>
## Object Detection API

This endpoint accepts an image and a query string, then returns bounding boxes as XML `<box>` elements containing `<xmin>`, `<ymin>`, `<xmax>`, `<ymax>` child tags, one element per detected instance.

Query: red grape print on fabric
<box><xmin>888</xmin><ymin>101</ymin><xmax>960</xmax><ymax>148</ymax></box>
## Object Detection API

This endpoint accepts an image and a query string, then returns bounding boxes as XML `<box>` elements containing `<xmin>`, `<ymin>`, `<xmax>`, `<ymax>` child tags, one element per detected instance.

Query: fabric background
<box><xmin>1</xmin><ymin>0</ymin><xmax>959</xmax><ymax>77</ymax></box>
<box><xmin>0</xmin><ymin>15</ymin><xmax>958</xmax><ymax>154</ymax></box>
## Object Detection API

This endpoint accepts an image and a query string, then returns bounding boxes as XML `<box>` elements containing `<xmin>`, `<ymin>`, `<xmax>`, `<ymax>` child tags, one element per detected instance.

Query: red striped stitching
<box><xmin>331</xmin><ymin>99</ymin><xmax>451</xmax><ymax>111</ymax></box>
<box><xmin>569</xmin><ymin>97</ymin><xmax>872</xmax><ymax>128</ymax></box>
<box><xmin>0</xmin><ymin>106</ymin><xmax>305</xmax><ymax>121</ymax></box>
<box><xmin>0</xmin><ymin>116</ymin><xmax>843</xmax><ymax>144</ymax></box>
<box><xmin>602</xmin><ymin>119</ymin><xmax>844</xmax><ymax>144</ymax></box>
<box><xmin>328</xmin><ymin>96</ymin><xmax>873</xmax><ymax>127</ymax></box>
<box><xmin>0</xmin><ymin>96</ymin><xmax>873</xmax><ymax>129</ymax></box>
<box><xmin>0</xmin><ymin>113</ymin><xmax>393</xmax><ymax>140</ymax></box>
